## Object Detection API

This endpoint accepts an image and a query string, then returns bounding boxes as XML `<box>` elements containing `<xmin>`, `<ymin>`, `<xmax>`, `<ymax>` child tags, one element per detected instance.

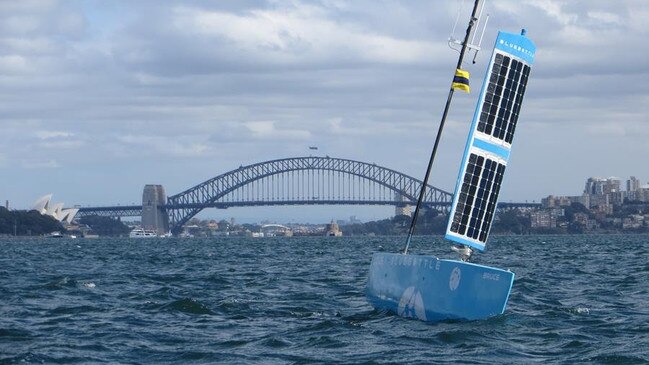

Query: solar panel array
<box><xmin>445</xmin><ymin>31</ymin><xmax>535</xmax><ymax>251</ymax></box>
<box><xmin>477</xmin><ymin>53</ymin><xmax>531</xmax><ymax>145</ymax></box>
<box><xmin>449</xmin><ymin>153</ymin><xmax>506</xmax><ymax>243</ymax></box>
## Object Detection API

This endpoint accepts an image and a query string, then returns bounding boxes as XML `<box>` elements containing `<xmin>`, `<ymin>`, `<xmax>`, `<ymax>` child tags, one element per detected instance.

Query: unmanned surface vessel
<box><xmin>366</xmin><ymin>0</ymin><xmax>536</xmax><ymax>321</ymax></box>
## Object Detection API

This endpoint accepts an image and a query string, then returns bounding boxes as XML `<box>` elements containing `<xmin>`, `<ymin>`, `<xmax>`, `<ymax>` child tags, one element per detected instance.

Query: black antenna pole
<box><xmin>403</xmin><ymin>0</ymin><xmax>483</xmax><ymax>254</ymax></box>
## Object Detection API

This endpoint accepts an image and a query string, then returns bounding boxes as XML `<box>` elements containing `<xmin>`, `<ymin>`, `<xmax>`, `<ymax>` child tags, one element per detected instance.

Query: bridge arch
<box><xmin>166</xmin><ymin>156</ymin><xmax>452</xmax><ymax>233</ymax></box>
<box><xmin>261</xmin><ymin>224</ymin><xmax>291</xmax><ymax>230</ymax></box>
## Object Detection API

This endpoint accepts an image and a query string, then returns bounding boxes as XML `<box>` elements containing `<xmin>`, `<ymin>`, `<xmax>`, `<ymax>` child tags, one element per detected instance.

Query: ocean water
<box><xmin>1</xmin><ymin>234</ymin><xmax>648</xmax><ymax>364</ymax></box>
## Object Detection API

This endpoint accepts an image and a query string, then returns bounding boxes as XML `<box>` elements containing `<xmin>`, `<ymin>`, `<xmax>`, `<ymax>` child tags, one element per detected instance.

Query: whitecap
<box><xmin>575</xmin><ymin>307</ymin><xmax>589</xmax><ymax>314</ymax></box>
<box><xmin>83</xmin><ymin>282</ymin><xmax>96</xmax><ymax>288</ymax></box>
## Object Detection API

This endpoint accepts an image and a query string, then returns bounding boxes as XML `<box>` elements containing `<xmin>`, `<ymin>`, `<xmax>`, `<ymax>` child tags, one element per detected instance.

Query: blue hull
<box><xmin>366</xmin><ymin>252</ymin><xmax>514</xmax><ymax>322</ymax></box>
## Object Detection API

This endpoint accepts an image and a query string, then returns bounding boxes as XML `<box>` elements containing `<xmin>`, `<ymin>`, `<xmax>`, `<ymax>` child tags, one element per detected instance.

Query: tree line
<box><xmin>0</xmin><ymin>207</ymin><xmax>63</xmax><ymax>236</ymax></box>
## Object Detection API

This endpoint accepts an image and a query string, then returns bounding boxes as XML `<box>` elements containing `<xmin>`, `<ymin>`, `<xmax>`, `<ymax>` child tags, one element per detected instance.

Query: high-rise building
<box><xmin>584</xmin><ymin>177</ymin><xmax>606</xmax><ymax>195</ymax></box>
<box><xmin>585</xmin><ymin>177</ymin><xmax>621</xmax><ymax>195</ymax></box>
<box><xmin>627</xmin><ymin>176</ymin><xmax>641</xmax><ymax>194</ymax></box>
<box><xmin>603</xmin><ymin>177</ymin><xmax>621</xmax><ymax>194</ymax></box>
<box><xmin>627</xmin><ymin>177</ymin><xmax>640</xmax><ymax>201</ymax></box>
<box><xmin>639</xmin><ymin>185</ymin><xmax>649</xmax><ymax>202</ymax></box>
<box><xmin>584</xmin><ymin>177</ymin><xmax>623</xmax><ymax>207</ymax></box>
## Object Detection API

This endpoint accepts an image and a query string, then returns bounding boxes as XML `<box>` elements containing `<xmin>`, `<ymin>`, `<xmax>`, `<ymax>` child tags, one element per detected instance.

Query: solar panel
<box><xmin>477</xmin><ymin>55</ymin><xmax>531</xmax><ymax>145</ymax></box>
<box><xmin>449</xmin><ymin>153</ymin><xmax>506</xmax><ymax>242</ymax></box>
<box><xmin>446</xmin><ymin>31</ymin><xmax>535</xmax><ymax>251</ymax></box>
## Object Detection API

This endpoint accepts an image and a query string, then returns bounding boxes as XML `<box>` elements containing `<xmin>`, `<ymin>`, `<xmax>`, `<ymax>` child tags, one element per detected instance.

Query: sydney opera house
<box><xmin>32</xmin><ymin>194</ymin><xmax>79</xmax><ymax>224</ymax></box>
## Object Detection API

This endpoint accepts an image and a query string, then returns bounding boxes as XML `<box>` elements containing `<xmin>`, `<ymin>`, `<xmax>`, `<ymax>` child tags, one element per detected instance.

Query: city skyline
<box><xmin>17</xmin><ymin>171</ymin><xmax>649</xmax><ymax>226</ymax></box>
<box><xmin>1</xmin><ymin>1</ymin><xmax>648</xmax><ymax>223</ymax></box>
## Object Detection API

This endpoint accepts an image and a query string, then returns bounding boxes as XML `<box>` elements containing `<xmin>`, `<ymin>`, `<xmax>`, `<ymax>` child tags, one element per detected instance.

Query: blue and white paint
<box><xmin>367</xmin><ymin>30</ymin><xmax>535</xmax><ymax>322</ymax></box>
<box><xmin>367</xmin><ymin>252</ymin><xmax>515</xmax><ymax>321</ymax></box>
<box><xmin>445</xmin><ymin>31</ymin><xmax>536</xmax><ymax>251</ymax></box>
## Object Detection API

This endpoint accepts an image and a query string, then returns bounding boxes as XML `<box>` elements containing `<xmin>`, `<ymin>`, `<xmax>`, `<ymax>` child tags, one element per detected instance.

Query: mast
<box><xmin>403</xmin><ymin>0</ymin><xmax>484</xmax><ymax>255</ymax></box>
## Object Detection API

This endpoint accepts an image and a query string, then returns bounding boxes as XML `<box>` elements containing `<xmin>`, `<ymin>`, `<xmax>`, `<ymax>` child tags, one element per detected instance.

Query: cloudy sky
<box><xmin>1</xmin><ymin>0</ymin><xmax>647</xmax><ymax>223</ymax></box>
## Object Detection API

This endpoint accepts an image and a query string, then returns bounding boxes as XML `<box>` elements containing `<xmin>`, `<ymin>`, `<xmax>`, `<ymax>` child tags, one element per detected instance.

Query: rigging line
<box><xmin>450</xmin><ymin>0</ymin><xmax>466</xmax><ymax>41</ymax></box>
<box><xmin>403</xmin><ymin>0</ymin><xmax>483</xmax><ymax>255</ymax></box>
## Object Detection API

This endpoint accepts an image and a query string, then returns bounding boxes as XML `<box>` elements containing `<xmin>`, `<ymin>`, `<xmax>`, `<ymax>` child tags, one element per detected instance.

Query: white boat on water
<box><xmin>46</xmin><ymin>231</ymin><xmax>77</xmax><ymax>239</ymax></box>
<box><xmin>129</xmin><ymin>228</ymin><xmax>157</xmax><ymax>238</ymax></box>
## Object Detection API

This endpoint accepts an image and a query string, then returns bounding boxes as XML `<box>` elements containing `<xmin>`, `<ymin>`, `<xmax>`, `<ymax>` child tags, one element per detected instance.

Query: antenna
<box><xmin>472</xmin><ymin>14</ymin><xmax>489</xmax><ymax>64</ymax></box>
<box><xmin>470</xmin><ymin>0</ymin><xmax>486</xmax><ymax>45</ymax></box>
<box><xmin>448</xmin><ymin>0</ymin><xmax>466</xmax><ymax>52</ymax></box>
<box><xmin>448</xmin><ymin>0</ymin><xmax>489</xmax><ymax>64</ymax></box>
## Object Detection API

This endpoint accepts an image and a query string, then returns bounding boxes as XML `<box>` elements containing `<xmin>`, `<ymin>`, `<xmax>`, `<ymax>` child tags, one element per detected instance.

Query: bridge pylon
<box><xmin>142</xmin><ymin>184</ymin><xmax>169</xmax><ymax>235</ymax></box>
<box><xmin>394</xmin><ymin>192</ymin><xmax>412</xmax><ymax>217</ymax></box>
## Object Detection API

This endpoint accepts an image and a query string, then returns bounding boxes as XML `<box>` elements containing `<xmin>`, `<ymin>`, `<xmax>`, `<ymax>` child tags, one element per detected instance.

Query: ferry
<box><xmin>129</xmin><ymin>228</ymin><xmax>157</xmax><ymax>238</ymax></box>
<box><xmin>46</xmin><ymin>231</ymin><xmax>77</xmax><ymax>239</ymax></box>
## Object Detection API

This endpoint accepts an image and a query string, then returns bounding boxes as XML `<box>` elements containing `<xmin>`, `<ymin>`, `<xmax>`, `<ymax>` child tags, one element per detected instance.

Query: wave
<box><xmin>160</xmin><ymin>298</ymin><xmax>214</xmax><ymax>315</ymax></box>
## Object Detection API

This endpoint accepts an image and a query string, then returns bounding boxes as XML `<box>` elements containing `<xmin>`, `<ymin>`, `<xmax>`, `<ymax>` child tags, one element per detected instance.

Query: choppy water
<box><xmin>1</xmin><ymin>235</ymin><xmax>648</xmax><ymax>364</ymax></box>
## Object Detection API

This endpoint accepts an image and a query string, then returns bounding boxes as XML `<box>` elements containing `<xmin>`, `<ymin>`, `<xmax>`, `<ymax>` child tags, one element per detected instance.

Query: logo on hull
<box><xmin>398</xmin><ymin>286</ymin><xmax>427</xmax><ymax>321</ymax></box>
<box><xmin>449</xmin><ymin>267</ymin><xmax>461</xmax><ymax>291</ymax></box>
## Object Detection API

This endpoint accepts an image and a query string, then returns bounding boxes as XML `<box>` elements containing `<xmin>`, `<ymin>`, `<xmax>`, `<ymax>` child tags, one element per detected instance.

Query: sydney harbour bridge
<box><xmin>75</xmin><ymin>156</ymin><xmax>537</xmax><ymax>235</ymax></box>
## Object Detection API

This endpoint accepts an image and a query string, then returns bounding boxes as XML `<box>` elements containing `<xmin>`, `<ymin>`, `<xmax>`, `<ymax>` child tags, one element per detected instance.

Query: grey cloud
<box><xmin>0</xmin><ymin>0</ymin><xmax>647</xmax><ymax>217</ymax></box>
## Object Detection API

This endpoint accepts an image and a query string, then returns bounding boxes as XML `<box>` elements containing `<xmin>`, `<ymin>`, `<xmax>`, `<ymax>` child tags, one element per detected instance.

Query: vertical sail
<box><xmin>445</xmin><ymin>31</ymin><xmax>536</xmax><ymax>251</ymax></box>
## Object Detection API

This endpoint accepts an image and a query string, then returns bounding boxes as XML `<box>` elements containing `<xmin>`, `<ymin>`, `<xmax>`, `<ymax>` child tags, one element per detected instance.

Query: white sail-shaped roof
<box><xmin>31</xmin><ymin>194</ymin><xmax>78</xmax><ymax>223</ymax></box>
<box><xmin>47</xmin><ymin>203</ymin><xmax>64</xmax><ymax>218</ymax></box>
<box><xmin>32</xmin><ymin>194</ymin><xmax>53</xmax><ymax>214</ymax></box>
<box><xmin>59</xmin><ymin>208</ymin><xmax>79</xmax><ymax>224</ymax></box>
